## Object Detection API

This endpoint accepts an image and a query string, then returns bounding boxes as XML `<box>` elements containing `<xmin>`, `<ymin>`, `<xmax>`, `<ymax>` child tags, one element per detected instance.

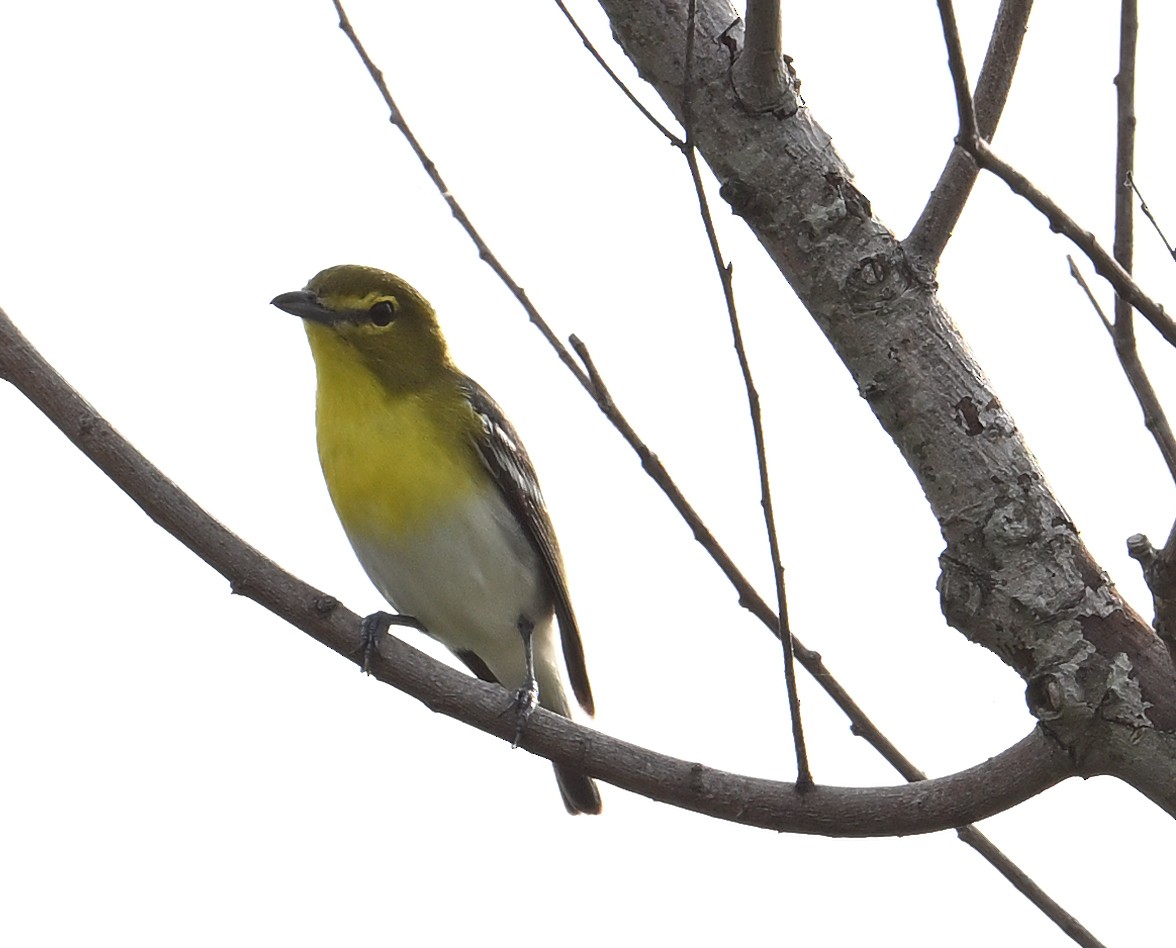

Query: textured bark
<box><xmin>597</xmin><ymin>0</ymin><xmax>1176</xmax><ymax>813</ymax></box>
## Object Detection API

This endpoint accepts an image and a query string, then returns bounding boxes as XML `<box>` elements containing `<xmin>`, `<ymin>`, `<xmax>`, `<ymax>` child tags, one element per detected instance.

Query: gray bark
<box><xmin>597</xmin><ymin>0</ymin><xmax>1176</xmax><ymax>813</ymax></box>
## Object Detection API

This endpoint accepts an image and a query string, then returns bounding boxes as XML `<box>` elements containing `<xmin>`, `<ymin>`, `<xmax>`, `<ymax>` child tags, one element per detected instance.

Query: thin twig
<box><xmin>1112</xmin><ymin>0</ymin><xmax>1138</xmax><ymax>337</ymax></box>
<box><xmin>1112</xmin><ymin>0</ymin><xmax>1176</xmax><ymax>656</ymax></box>
<box><xmin>932</xmin><ymin>0</ymin><xmax>1176</xmax><ymax>348</ymax></box>
<box><xmin>956</xmin><ymin>826</ymin><xmax>1107</xmax><ymax>948</ymax></box>
<box><xmin>551</xmin><ymin>0</ymin><xmax>683</xmax><ymax>146</ymax></box>
<box><xmin>567</xmin><ymin>335</ymin><xmax>911</xmax><ymax>773</ymax></box>
<box><xmin>1067</xmin><ymin>256</ymin><xmax>1176</xmax><ymax>478</ymax></box>
<box><xmin>1128</xmin><ymin>174</ymin><xmax>1176</xmax><ymax>260</ymax></box>
<box><xmin>906</xmin><ymin>0</ymin><xmax>1034</xmax><ymax>264</ymax></box>
<box><xmin>329</xmin><ymin>0</ymin><xmax>589</xmax><ymax>391</ymax></box>
<box><xmin>1068</xmin><ymin>255</ymin><xmax>1113</xmax><ymax>333</ymax></box>
<box><xmin>684</xmin><ymin>0</ymin><xmax>810</xmax><ymax>788</ymax></box>
<box><xmin>937</xmin><ymin>0</ymin><xmax>979</xmax><ymax>146</ymax></box>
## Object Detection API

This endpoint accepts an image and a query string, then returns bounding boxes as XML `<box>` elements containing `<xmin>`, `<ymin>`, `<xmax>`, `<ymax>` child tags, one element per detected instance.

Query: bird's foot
<box><xmin>511</xmin><ymin>614</ymin><xmax>539</xmax><ymax>747</ymax></box>
<box><xmin>511</xmin><ymin>682</ymin><xmax>539</xmax><ymax>748</ymax></box>
<box><xmin>357</xmin><ymin>611</ymin><xmax>424</xmax><ymax>675</ymax></box>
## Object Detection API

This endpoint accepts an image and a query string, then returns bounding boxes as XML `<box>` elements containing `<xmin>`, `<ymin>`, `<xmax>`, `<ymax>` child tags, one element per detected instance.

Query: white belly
<box><xmin>344</xmin><ymin>486</ymin><xmax>562</xmax><ymax>698</ymax></box>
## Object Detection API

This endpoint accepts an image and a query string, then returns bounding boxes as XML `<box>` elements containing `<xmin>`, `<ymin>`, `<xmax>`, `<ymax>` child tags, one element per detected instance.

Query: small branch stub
<box><xmin>1128</xmin><ymin>532</ymin><xmax>1176</xmax><ymax>648</ymax></box>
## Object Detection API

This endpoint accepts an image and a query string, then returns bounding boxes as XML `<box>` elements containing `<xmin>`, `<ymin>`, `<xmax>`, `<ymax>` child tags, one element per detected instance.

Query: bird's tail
<box><xmin>538</xmin><ymin>654</ymin><xmax>601</xmax><ymax>815</ymax></box>
<box><xmin>554</xmin><ymin>762</ymin><xmax>602</xmax><ymax>815</ymax></box>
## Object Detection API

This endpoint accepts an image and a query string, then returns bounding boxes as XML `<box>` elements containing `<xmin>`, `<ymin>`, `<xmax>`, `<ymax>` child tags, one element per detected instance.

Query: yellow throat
<box><xmin>304</xmin><ymin>317</ymin><xmax>483</xmax><ymax>540</ymax></box>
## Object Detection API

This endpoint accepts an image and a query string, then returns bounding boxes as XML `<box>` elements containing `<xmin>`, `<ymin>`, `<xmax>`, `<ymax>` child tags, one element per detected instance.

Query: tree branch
<box><xmin>729</xmin><ymin>0</ymin><xmax>795</xmax><ymax>114</ymax></box>
<box><xmin>552</xmin><ymin>0</ymin><xmax>683</xmax><ymax>146</ymax></box>
<box><xmin>1106</xmin><ymin>1</ymin><xmax>1176</xmax><ymax>656</ymax></box>
<box><xmin>932</xmin><ymin>0</ymin><xmax>1176</xmax><ymax>347</ymax></box>
<box><xmin>0</xmin><ymin>305</ymin><xmax>1076</xmax><ymax>836</ymax></box>
<box><xmin>906</xmin><ymin>0</ymin><xmax>1033</xmax><ymax>266</ymax></box>
<box><xmin>595</xmin><ymin>0</ymin><xmax>1176</xmax><ymax>817</ymax></box>
<box><xmin>955</xmin><ymin>824</ymin><xmax>1107</xmax><ymax>948</ymax></box>
<box><xmin>1112</xmin><ymin>0</ymin><xmax>1137</xmax><ymax>332</ymax></box>
<box><xmin>1067</xmin><ymin>256</ymin><xmax>1176</xmax><ymax>481</ymax></box>
<box><xmin>1128</xmin><ymin>173</ymin><xmax>1176</xmax><ymax>261</ymax></box>
<box><xmin>684</xmin><ymin>0</ymin><xmax>810</xmax><ymax>788</ymax></box>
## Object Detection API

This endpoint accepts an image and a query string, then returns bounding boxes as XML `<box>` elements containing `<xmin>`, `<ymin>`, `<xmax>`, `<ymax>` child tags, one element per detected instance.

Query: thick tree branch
<box><xmin>0</xmin><ymin>306</ymin><xmax>1076</xmax><ymax>835</ymax></box>
<box><xmin>594</xmin><ymin>0</ymin><xmax>1176</xmax><ymax>816</ymax></box>
<box><xmin>906</xmin><ymin>0</ymin><xmax>1033</xmax><ymax>266</ymax></box>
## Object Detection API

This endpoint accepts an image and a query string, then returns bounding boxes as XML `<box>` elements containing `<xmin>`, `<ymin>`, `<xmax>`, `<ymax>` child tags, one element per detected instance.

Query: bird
<box><xmin>272</xmin><ymin>264</ymin><xmax>600</xmax><ymax>814</ymax></box>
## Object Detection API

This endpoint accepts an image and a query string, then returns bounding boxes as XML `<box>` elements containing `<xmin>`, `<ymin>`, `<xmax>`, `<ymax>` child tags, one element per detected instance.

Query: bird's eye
<box><xmin>369</xmin><ymin>300</ymin><xmax>397</xmax><ymax>327</ymax></box>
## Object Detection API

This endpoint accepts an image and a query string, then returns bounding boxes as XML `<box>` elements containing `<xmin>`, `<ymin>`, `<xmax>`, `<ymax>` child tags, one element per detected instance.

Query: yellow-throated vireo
<box><xmin>272</xmin><ymin>265</ymin><xmax>600</xmax><ymax>815</ymax></box>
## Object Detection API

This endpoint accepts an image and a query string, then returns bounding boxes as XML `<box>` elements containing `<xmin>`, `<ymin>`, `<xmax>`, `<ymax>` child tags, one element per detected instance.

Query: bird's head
<box><xmin>272</xmin><ymin>265</ymin><xmax>451</xmax><ymax>389</ymax></box>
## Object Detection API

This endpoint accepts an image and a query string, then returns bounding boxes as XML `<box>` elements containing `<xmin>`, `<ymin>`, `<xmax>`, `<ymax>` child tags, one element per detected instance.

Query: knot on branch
<box><xmin>720</xmin><ymin>177</ymin><xmax>771</xmax><ymax>222</ymax></box>
<box><xmin>1025</xmin><ymin>666</ymin><xmax>1083</xmax><ymax>722</ymax></box>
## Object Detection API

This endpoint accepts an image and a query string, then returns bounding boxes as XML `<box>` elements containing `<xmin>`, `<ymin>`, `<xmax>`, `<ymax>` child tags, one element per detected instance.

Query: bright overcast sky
<box><xmin>3</xmin><ymin>2</ymin><xmax>1175</xmax><ymax>945</ymax></box>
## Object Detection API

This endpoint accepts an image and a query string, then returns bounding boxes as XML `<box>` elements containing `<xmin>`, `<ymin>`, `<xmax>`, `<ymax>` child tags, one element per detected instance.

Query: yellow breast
<box><xmin>307</xmin><ymin>328</ymin><xmax>482</xmax><ymax>538</ymax></box>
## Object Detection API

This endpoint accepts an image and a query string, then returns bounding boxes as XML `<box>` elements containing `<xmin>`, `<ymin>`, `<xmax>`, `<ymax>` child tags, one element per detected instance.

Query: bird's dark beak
<box><xmin>271</xmin><ymin>290</ymin><xmax>335</xmax><ymax>325</ymax></box>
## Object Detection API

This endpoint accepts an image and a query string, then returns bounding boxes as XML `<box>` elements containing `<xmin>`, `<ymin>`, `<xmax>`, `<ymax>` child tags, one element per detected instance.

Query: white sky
<box><xmin>2</xmin><ymin>1</ymin><xmax>1175</xmax><ymax>945</ymax></box>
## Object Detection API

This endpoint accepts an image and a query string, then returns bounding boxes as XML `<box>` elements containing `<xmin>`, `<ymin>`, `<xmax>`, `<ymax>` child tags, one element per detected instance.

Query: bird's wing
<box><xmin>459</xmin><ymin>375</ymin><xmax>594</xmax><ymax>715</ymax></box>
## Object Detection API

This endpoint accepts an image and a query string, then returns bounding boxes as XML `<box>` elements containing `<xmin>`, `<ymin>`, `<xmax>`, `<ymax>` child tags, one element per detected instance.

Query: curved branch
<box><xmin>905</xmin><ymin>0</ymin><xmax>1033</xmax><ymax>266</ymax></box>
<box><xmin>0</xmin><ymin>305</ymin><xmax>1074</xmax><ymax>835</ymax></box>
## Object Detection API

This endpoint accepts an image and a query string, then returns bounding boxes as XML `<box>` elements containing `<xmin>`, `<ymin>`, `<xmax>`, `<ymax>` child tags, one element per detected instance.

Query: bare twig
<box><xmin>1112</xmin><ymin>0</ymin><xmax>1138</xmax><ymax>336</ymax></box>
<box><xmin>567</xmin><ymin>335</ymin><xmax>912</xmax><ymax>775</ymax></box>
<box><xmin>1128</xmin><ymin>174</ymin><xmax>1176</xmax><ymax>260</ymax></box>
<box><xmin>1067</xmin><ymin>256</ymin><xmax>1113</xmax><ymax>332</ymax></box>
<box><xmin>981</xmin><ymin>141</ymin><xmax>1176</xmax><ymax>343</ymax></box>
<box><xmin>1110</xmin><ymin>0</ymin><xmax>1176</xmax><ymax>658</ymax></box>
<box><xmin>932</xmin><ymin>0</ymin><xmax>1176</xmax><ymax>348</ymax></box>
<box><xmin>551</xmin><ymin>0</ymin><xmax>682</xmax><ymax>146</ymax></box>
<box><xmin>1067</xmin><ymin>256</ymin><xmax>1176</xmax><ymax>480</ymax></box>
<box><xmin>937</xmin><ymin>0</ymin><xmax>979</xmax><ymax>146</ymax></box>
<box><xmin>906</xmin><ymin>0</ymin><xmax>1034</xmax><ymax>265</ymax></box>
<box><xmin>329</xmin><ymin>0</ymin><xmax>588</xmax><ymax>391</ymax></box>
<box><xmin>957</xmin><ymin>826</ymin><xmax>1107</xmax><ymax>948</ymax></box>
<box><xmin>684</xmin><ymin>0</ymin><xmax>809</xmax><ymax>788</ymax></box>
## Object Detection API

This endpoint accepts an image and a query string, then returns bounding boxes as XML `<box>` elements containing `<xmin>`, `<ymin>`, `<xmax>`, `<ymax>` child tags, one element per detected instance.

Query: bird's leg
<box><xmin>358</xmin><ymin>611</ymin><xmax>425</xmax><ymax>675</ymax></box>
<box><xmin>512</xmin><ymin>615</ymin><xmax>539</xmax><ymax>748</ymax></box>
